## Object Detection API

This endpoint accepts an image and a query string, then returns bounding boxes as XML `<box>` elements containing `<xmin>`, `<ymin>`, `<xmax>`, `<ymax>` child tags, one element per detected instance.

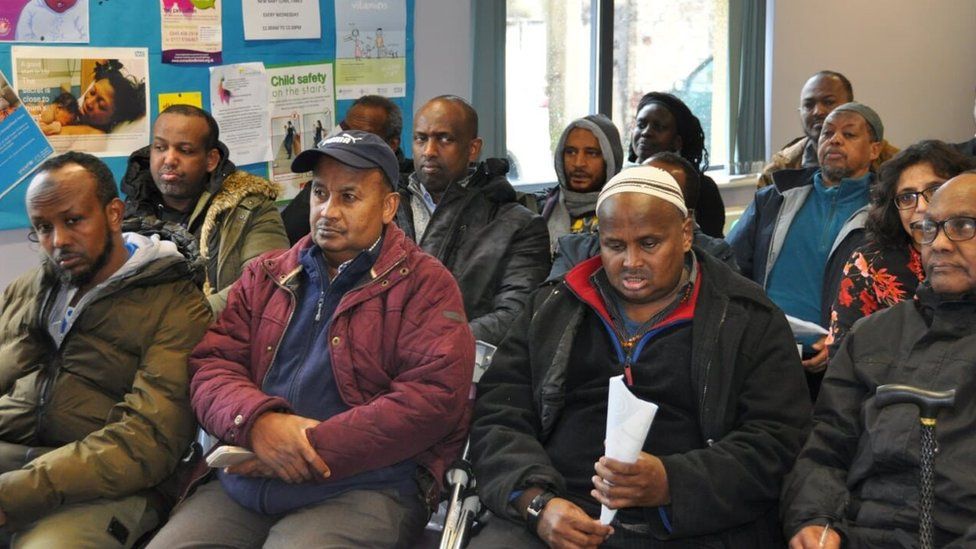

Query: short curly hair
<box><xmin>865</xmin><ymin>140</ymin><xmax>975</xmax><ymax>249</ymax></box>
<box><xmin>34</xmin><ymin>151</ymin><xmax>118</xmax><ymax>206</ymax></box>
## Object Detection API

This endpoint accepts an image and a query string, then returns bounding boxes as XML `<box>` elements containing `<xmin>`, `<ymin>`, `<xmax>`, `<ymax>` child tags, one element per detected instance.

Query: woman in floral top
<box><xmin>827</xmin><ymin>140</ymin><xmax>975</xmax><ymax>355</ymax></box>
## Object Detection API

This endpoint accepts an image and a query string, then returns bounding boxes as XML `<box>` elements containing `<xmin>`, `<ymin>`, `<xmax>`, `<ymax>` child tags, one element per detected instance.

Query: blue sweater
<box><xmin>220</xmin><ymin>239</ymin><xmax>416</xmax><ymax>514</ymax></box>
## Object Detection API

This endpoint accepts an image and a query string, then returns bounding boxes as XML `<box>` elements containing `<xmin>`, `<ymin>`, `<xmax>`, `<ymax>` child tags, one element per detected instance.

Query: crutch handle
<box><xmin>875</xmin><ymin>384</ymin><xmax>956</xmax><ymax>420</ymax></box>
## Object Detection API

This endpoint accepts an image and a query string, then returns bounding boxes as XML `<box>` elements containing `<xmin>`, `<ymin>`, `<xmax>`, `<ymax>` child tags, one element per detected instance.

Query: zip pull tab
<box><xmin>620</xmin><ymin>336</ymin><xmax>637</xmax><ymax>386</ymax></box>
<box><xmin>314</xmin><ymin>291</ymin><xmax>325</xmax><ymax>322</ymax></box>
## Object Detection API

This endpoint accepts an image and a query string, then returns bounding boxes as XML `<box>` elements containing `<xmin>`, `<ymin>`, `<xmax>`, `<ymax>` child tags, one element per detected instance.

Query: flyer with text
<box><xmin>242</xmin><ymin>0</ymin><xmax>320</xmax><ymax>40</ymax></box>
<box><xmin>160</xmin><ymin>0</ymin><xmax>223</xmax><ymax>64</ymax></box>
<box><xmin>0</xmin><ymin>68</ymin><xmax>55</xmax><ymax>230</ymax></box>
<box><xmin>334</xmin><ymin>0</ymin><xmax>405</xmax><ymax>99</ymax></box>
<box><xmin>11</xmin><ymin>46</ymin><xmax>150</xmax><ymax>157</ymax></box>
<box><xmin>209</xmin><ymin>62</ymin><xmax>271</xmax><ymax>166</ymax></box>
<box><xmin>267</xmin><ymin>61</ymin><xmax>334</xmax><ymax>200</ymax></box>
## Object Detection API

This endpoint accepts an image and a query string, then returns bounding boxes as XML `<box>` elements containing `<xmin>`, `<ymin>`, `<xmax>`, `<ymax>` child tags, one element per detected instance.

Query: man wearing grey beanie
<box><xmin>728</xmin><ymin>101</ymin><xmax>884</xmax><ymax>400</ymax></box>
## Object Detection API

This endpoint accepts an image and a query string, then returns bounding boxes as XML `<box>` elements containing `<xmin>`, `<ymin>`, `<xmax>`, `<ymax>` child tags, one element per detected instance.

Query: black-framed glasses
<box><xmin>911</xmin><ymin>216</ymin><xmax>976</xmax><ymax>245</ymax></box>
<box><xmin>894</xmin><ymin>185</ymin><xmax>942</xmax><ymax>210</ymax></box>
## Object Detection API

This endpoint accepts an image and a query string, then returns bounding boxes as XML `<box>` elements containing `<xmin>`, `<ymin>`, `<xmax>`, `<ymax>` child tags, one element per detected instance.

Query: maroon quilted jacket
<box><xmin>188</xmin><ymin>223</ymin><xmax>475</xmax><ymax>495</ymax></box>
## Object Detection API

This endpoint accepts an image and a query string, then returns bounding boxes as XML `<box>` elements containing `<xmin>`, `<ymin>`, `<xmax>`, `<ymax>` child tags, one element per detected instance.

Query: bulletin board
<box><xmin>0</xmin><ymin>0</ymin><xmax>415</xmax><ymax>230</ymax></box>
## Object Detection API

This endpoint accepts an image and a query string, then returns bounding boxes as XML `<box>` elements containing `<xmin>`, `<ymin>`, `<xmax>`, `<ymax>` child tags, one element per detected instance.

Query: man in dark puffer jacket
<box><xmin>396</xmin><ymin>95</ymin><xmax>551</xmax><ymax>346</ymax></box>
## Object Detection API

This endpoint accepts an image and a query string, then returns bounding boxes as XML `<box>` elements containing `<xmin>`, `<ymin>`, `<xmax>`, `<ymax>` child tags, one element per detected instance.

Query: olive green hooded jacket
<box><xmin>0</xmin><ymin>230</ymin><xmax>211</xmax><ymax>529</ymax></box>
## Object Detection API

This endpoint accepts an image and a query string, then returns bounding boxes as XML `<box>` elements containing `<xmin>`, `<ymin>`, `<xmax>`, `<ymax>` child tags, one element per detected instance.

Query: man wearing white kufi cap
<box><xmin>468</xmin><ymin>166</ymin><xmax>811</xmax><ymax>547</ymax></box>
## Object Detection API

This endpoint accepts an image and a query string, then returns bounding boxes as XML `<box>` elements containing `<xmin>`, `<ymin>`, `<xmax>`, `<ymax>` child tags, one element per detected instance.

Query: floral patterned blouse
<box><xmin>827</xmin><ymin>243</ymin><xmax>925</xmax><ymax>354</ymax></box>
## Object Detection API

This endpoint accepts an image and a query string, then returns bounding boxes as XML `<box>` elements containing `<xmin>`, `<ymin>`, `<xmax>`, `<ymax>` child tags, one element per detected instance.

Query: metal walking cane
<box><xmin>438</xmin><ymin>341</ymin><xmax>496</xmax><ymax>549</ymax></box>
<box><xmin>875</xmin><ymin>384</ymin><xmax>956</xmax><ymax>549</ymax></box>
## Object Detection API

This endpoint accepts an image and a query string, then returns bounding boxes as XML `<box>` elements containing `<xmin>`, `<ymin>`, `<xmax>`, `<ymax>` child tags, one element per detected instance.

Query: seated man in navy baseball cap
<box><xmin>149</xmin><ymin>130</ymin><xmax>475</xmax><ymax>548</ymax></box>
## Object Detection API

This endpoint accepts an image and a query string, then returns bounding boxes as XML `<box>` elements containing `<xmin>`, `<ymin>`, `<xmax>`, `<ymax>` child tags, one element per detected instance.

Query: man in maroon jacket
<box><xmin>149</xmin><ymin>131</ymin><xmax>475</xmax><ymax>548</ymax></box>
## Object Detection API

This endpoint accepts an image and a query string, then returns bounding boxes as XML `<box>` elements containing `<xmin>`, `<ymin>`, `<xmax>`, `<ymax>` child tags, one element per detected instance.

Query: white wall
<box><xmin>412</xmin><ymin>0</ymin><xmax>473</xmax><ymax>109</ymax></box>
<box><xmin>0</xmin><ymin>230</ymin><xmax>39</xmax><ymax>289</ymax></box>
<box><xmin>768</xmin><ymin>0</ymin><xmax>976</xmax><ymax>154</ymax></box>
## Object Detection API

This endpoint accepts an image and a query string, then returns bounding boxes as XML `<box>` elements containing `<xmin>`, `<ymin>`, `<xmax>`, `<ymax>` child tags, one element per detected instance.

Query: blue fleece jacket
<box><xmin>219</xmin><ymin>238</ymin><xmax>416</xmax><ymax>514</ymax></box>
<box><xmin>765</xmin><ymin>172</ymin><xmax>871</xmax><ymax>344</ymax></box>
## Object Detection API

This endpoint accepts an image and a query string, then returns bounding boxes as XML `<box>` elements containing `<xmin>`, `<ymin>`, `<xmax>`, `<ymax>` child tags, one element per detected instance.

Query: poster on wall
<box><xmin>11</xmin><ymin>46</ymin><xmax>150</xmax><ymax>157</ymax></box>
<box><xmin>0</xmin><ymin>68</ymin><xmax>55</xmax><ymax>230</ymax></box>
<box><xmin>0</xmin><ymin>0</ymin><xmax>89</xmax><ymax>43</ymax></box>
<box><xmin>209</xmin><ymin>62</ymin><xmax>271</xmax><ymax>166</ymax></box>
<box><xmin>267</xmin><ymin>61</ymin><xmax>334</xmax><ymax>200</ymax></box>
<box><xmin>334</xmin><ymin>0</ymin><xmax>405</xmax><ymax>99</ymax></box>
<box><xmin>242</xmin><ymin>0</ymin><xmax>320</xmax><ymax>40</ymax></box>
<box><xmin>160</xmin><ymin>0</ymin><xmax>222</xmax><ymax>64</ymax></box>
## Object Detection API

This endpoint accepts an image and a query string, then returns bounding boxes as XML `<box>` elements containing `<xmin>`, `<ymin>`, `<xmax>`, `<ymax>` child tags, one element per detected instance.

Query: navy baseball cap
<box><xmin>291</xmin><ymin>130</ymin><xmax>399</xmax><ymax>188</ymax></box>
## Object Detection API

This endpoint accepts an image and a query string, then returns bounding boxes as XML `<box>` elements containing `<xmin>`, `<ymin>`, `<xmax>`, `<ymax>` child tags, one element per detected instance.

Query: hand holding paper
<box><xmin>597</xmin><ymin>375</ymin><xmax>658</xmax><ymax>524</ymax></box>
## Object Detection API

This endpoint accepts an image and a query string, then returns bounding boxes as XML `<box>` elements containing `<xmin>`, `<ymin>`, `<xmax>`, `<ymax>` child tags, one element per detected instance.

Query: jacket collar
<box><xmin>771</xmin><ymin>166</ymin><xmax>820</xmax><ymax>194</ymax></box>
<box><xmin>562</xmin><ymin>254</ymin><xmax>700</xmax><ymax>330</ymax></box>
<box><xmin>914</xmin><ymin>281</ymin><xmax>976</xmax><ymax>335</ymax></box>
<box><xmin>263</xmin><ymin>223</ymin><xmax>411</xmax><ymax>286</ymax></box>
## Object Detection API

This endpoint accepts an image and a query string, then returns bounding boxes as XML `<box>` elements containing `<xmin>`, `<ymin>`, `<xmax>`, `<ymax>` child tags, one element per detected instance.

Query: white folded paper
<box><xmin>785</xmin><ymin>315</ymin><xmax>828</xmax><ymax>339</ymax></box>
<box><xmin>600</xmin><ymin>375</ymin><xmax>659</xmax><ymax>525</ymax></box>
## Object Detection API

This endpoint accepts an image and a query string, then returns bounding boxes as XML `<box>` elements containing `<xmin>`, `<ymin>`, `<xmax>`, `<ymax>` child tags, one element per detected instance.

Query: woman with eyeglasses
<box><xmin>826</xmin><ymin>140</ymin><xmax>975</xmax><ymax>355</ymax></box>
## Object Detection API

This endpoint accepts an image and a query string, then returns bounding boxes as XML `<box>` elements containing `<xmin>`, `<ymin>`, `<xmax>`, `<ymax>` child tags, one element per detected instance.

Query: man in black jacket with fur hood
<box><xmin>396</xmin><ymin>95</ymin><xmax>550</xmax><ymax>346</ymax></box>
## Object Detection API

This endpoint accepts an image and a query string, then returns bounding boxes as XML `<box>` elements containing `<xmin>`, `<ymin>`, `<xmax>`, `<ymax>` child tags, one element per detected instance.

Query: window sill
<box><xmin>706</xmin><ymin>169</ymin><xmax>759</xmax><ymax>188</ymax></box>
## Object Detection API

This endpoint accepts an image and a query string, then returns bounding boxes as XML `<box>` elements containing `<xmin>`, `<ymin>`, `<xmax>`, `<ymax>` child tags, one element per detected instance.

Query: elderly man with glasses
<box><xmin>782</xmin><ymin>172</ymin><xmax>976</xmax><ymax>548</ymax></box>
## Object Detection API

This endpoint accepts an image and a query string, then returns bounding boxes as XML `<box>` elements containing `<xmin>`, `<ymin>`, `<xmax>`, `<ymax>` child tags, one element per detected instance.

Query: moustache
<box><xmin>51</xmin><ymin>248</ymin><xmax>80</xmax><ymax>262</ymax></box>
<box><xmin>314</xmin><ymin>222</ymin><xmax>343</xmax><ymax>232</ymax></box>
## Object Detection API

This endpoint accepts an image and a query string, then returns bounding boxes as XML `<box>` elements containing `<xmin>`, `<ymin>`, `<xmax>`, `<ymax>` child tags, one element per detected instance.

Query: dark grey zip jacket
<box><xmin>470</xmin><ymin>249</ymin><xmax>811</xmax><ymax>546</ymax></box>
<box><xmin>396</xmin><ymin>159</ymin><xmax>551</xmax><ymax>346</ymax></box>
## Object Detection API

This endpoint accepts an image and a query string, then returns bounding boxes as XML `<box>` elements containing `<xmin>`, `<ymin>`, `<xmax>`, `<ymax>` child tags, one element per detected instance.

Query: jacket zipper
<box><xmin>35</xmin><ymin>358</ymin><xmax>60</xmax><ymax>437</ymax></box>
<box><xmin>313</xmin><ymin>290</ymin><xmax>326</xmax><ymax>322</ymax></box>
<box><xmin>287</xmin><ymin>285</ymin><xmax>326</xmax><ymax>403</ymax></box>
<box><xmin>428</xmin><ymin>187</ymin><xmax>481</xmax><ymax>260</ymax></box>
<box><xmin>620</xmin><ymin>339</ymin><xmax>636</xmax><ymax>386</ymax></box>
<box><xmin>699</xmin><ymin>302</ymin><xmax>728</xmax><ymax>438</ymax></box>
<box><xmin>821</xmin><ymin>192</ymin><xmax>839</xmax><ymax>251</ymax></box>
<box><xmin>261</xmin><ymin>279</ymin><xmax>298</xmax><ymax>389</ymax></box>
<box><xmin>261</xmin><ymin>256</ymin><xmax>405</xmax><ymax>389</ymax></box>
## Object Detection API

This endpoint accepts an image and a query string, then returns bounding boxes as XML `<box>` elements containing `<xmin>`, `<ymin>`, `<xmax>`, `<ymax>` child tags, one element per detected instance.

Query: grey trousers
<box><xmin>146</xmin><ymin>479</ymin><xmax>428</xmax><ymax>549</ymax></box>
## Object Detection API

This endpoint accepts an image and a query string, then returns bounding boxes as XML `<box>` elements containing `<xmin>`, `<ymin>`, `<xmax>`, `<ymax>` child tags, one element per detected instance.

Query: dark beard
<box><xmin>55</xmin><ymin>230</ymin><xmax>115</xmax><ymax>288</ymax></box>
<box><xmin>820</xmin><ymin>164</ymin><xmax>851</xmax><ymax>183</ymax></box>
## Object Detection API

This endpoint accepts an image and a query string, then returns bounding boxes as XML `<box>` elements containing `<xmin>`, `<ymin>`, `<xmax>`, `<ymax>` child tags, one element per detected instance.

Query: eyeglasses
<box><xmin>910</xmin><ymin>216</ymin><xmax>976</xmax><ymax>245</ymax></box>
<box><xmin>894</xmin><ymin>185</ymin><xmax>941</xmax><ymax>210</ymax></box>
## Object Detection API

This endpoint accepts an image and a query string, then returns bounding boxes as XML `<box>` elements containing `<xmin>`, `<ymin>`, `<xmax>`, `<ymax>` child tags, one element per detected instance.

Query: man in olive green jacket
<box><xmin>121</xmin><ymin>105</ymin><xmax>289</xmax><ymax>314</ymax></box>
<box><xmin>0</xmin><ymin>152</ymin><xmax>211</xmax><ymax>547</ymax></box>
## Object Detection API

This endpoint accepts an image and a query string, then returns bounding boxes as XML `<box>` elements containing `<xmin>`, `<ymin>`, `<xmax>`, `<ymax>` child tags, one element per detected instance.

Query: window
<box><xmin>505</xmin><ymin>0</ymin><xmax>729</xmax><ymax>186</ymax></box>
<box><xmin>505</xmin><ymin>0</ymin><xmax>594</xmax><ymax>185</ymax></box>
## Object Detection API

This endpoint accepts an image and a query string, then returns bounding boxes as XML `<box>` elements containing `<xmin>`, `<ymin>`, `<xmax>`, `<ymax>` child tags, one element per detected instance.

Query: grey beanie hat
<box><xmin>831</xmin><ymin>102</ymin><xmax>884</xmax><ymax>141</ymax></box>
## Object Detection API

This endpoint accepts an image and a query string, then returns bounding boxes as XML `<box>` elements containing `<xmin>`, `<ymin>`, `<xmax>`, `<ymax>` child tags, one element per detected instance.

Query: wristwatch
<box><xmin>525</xmin><ymin>490</ymin><xmax>556</xmax><ymax>534</ymax></box>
